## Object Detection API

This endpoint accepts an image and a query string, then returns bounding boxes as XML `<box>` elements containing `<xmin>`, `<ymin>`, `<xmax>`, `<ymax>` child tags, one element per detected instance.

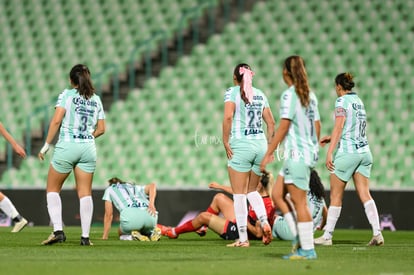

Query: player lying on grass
<box><xmin>102</xmin><ymin>177</ymin><xmax>161</xmax><ymax>241</ymax></box>
<box><xmin>158</xmin><ymin>172</ymin><xmax>275</xmax><ymax>246</ymax></box>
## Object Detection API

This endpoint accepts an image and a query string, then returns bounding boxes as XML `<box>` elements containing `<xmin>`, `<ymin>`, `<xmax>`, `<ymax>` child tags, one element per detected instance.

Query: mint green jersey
<box><xmin>307</xmin><ymin>192</ymin><xmax>326</xmax><ymax>230</ymax></box>
<box><xmin>334</xmin><ymin>93</ymin><xmax>370</xmax><ymax>154</ymax></box>
<box><xmin>55</xmin><ymin>89</ymin><xmax>105</xmax><ymax>143</ymax></box>
<box><xmin>309</xmin><ymin>92</ymin><xmax>320</xmax><ymax>147</ymax></box>
<box><xmin>280</xmin><ymin>86</ymin><xmax>319</xmax><ymax>166</ymax></box>
<box><xmin>102</xmin><ymin>183</ymin><xmax>149</xmax><ymax>212</ymax></box>
<box><xmin>224</xmin><ymin>86</ymin><xmax>270</xmax><ymax>140</ymax></box>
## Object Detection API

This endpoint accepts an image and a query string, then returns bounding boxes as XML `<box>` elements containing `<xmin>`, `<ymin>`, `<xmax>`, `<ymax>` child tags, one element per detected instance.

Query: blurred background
<box><xmin>0</xmin><ymin>0</ymin><xmax>412</xmax><ymax>228</ymax></box>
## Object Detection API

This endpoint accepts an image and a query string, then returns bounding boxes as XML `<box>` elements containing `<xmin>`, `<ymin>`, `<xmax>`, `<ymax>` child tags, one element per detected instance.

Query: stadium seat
<box><xmin>1</xmin><ymin>0</ymin><xmax>411</xmax><ymax>189</ymax></box>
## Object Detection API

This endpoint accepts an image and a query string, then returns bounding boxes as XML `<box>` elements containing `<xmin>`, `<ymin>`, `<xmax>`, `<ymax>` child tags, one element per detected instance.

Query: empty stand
<box><xmin>0</xmin><ymin>0</ymin><xmax>412</xmax><ymax>189</ymax></box>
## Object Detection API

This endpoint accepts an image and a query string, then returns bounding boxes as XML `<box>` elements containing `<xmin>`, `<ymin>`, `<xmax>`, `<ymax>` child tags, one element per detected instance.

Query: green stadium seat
<box><xmin>1</xmin><ymin>0</ymin><xmax>411</xmax><ymax>189</ymax></box>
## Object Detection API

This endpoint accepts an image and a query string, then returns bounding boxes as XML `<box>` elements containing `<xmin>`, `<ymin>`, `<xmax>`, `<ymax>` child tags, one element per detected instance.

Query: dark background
<box><xmin>2</xmin><ymin>189</ymin><xmax>411</xmax><ymax>230</ymax></box>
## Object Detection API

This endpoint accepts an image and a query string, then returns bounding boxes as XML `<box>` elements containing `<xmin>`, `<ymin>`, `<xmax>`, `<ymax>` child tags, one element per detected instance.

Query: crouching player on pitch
<box><xmin>102</xmin><ymin>177</ymin><xmax>161</xmax><ymax>241</ymax></box>
<box><xmin>272</xmin><ymin>169</ymin><xmax>327</xmax><ymax>241</ymax></box>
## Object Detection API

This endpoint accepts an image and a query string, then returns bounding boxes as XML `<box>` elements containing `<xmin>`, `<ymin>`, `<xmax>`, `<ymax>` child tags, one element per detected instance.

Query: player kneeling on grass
<box><xmin>272</xmin><ymin>169</ymin><xmax>327</xmax><ymax>242</ymax></box>
<box><xmin>102</xmin><ymin>177</ymin><xmax>161</xmax><ymax>242</ymax></box>
<box><xmin>158</xmin><ymin>172</ymin><xmax>275</xmax><ymax>246</ymax></box>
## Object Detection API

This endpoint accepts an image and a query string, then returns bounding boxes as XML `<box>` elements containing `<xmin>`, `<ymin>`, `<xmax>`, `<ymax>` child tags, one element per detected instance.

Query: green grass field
<box><xmin>0</xmin><ymin>226</ymin><xmax>413</xmax><ymax>275</ymax></box>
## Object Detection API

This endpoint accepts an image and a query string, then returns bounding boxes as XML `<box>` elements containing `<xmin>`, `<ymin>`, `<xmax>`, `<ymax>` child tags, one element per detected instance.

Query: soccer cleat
<box><xmin>314</xmin><ymin>235</ymin><xmax>333</xmax><ymax>246</ymax></box>
<box><xmin>262</xmin><ymin>222</ymin><xmax>273</xmax><ymax>245</ymax></box>
<box><xmin>80</xmin><ymin>237</ymin><xmax>93</xmax><ymax>246</ymax></box>
<box><xmin>42</xmin><ymin>231</ymin><xmax>66</xmax><ymax>245</ymax></box>
<box><xmin>226</xmin><ymin>240</ymin><xmax>250</xmax><ymax>247</ymax></box>
<box><xmin>291</xmin><ymin>236</ymin><xmax>299</xmax><ymax>253</ymax></box>
<box><xmin>195</xmin><ymin>225</ymin><xmax>208</xmax><ymax>237</ymax></box>
<box><xmin>11</xmin><ymin>218</ymin><xmax>28</xmax><ymax>233</ymax></box>
<box><xmin>131</xmin><ymin>230</ymin><xmax>150</xmax><ymax>241</ymax></box>
<box><xmin>164</xmin><ymin>228</ymin><xmax>178</xmax><ymax>239</ymax></box>
<box><xmin>158</xmin><ymin>224</ymin><xmax>178</xmax><ymax>239</ymax></box>
<box><xmin>150</xmin><ymin>227</ymin><xmax>162</xmax><ymax>241</ymax></box>
<box><xmin>367</xmin><ymin>233</ymin><xmax>384</xmax><ymax>246</ymax></box>
<box><xmin>157</xmin><ymin>224</ymin><xmax>169</xmax><ymax>235</ymax></box>
<box><xmin>283</xmin><ymin>248</ymin><xmax>317</xmax><ymax>260</ymax></box>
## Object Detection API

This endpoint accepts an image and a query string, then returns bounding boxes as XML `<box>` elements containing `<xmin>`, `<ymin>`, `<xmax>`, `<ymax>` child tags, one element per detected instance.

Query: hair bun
<box><xmin>344</xmin><ymin>72</ymin><xmax>353</xmax><ymax>81</ymax></box>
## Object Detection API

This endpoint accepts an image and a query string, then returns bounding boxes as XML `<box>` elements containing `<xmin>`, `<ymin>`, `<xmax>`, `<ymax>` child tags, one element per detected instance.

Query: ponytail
<box><xmin>233</xmin><ymin>63</ymin><xmax>254</xmax><ymax>104</ymax></box>
<box><xmin>309</xmin><ymin>169</ymin><xmax>325</xmax><ymax>200</ymax></box>
<box><xmin>69</xmin><ymin>64</ymin><xmax>95</xmax><ymax>99</ymax></box>
<box><xmin>284</xmin><ymin>56</ymin><xmax>310</xmax><ymax>107</ymax></box>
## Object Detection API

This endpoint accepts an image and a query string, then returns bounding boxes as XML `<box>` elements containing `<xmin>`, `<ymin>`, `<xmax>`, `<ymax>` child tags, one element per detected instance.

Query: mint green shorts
<box><xmin>279</xmin><ymin>158</ymin><xmax>311</xmax><ymax>191</ymax></box>
<box><xmin>272</xmin><ymin>216</ymin><xmax>295</xmax><ymax>241</ymax></box>
<box><xmin>51</xmin><ymin>141</ymin><xmax>97</xmax><ymax>173</ymax></box>
<box><xmin>228</xmin><ymin>139</ymin><xmax>267</xmax><ymax>176</ymax></box>
<box><xmin>120</xmin><ymin>207</ymin><xmax>158</xmax><ymax>235</ymax></box>
<box><xmin>333</xmin><ymin>151</ymin><xmax>373</xmax><ymax>182</ymax></box>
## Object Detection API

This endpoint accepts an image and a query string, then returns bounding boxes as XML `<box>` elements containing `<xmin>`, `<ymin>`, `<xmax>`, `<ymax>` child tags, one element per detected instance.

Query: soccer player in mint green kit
<box><xmin>38</xmin><ymin>64</ymin><xmax>106</xmax><ymax>246</ymax></box>
<box><xmin>102</xmin><ymin>177</ymin><xmax>160</xmax><ymax>241</ymax></box>
<box><xmin>0</xmin><ymin>122</ymin><xmax>28</xmax><ymax>232</ymax></box>
<box><xmin>314</xmin><ymin>73</ymin><xmax>384</xmax><ymax>246</ymax></box>
<box><xmin>222</xmin><ymin>63</ymin><xmax>275</xmax><ymax>247</ymax></box>
<box><xmin>273</xmin><ymin>170</ymin><xmax>327</xmax><ymax>241</ymax></box>
<box><xmin>261</xmin><ymin>55</ymin><xmax>320</xmax><ymax>260</ymax></box>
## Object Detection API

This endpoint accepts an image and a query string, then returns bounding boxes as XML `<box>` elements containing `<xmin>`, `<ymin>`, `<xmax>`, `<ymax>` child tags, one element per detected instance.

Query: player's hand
<box><xmin>255</xmin><ymin>221</ymin><xmax>263</xmax><ymax>238</ymax></box>
<box><xmin>13</xmin><ymin>144</ymin><xmax>26</xmax><ymax>158</ymax></box>
<box><xmin>223</xmin><ymin>142</ymin><xmax>233</xmax><ymax>159</ymax></box>
<box><xmin>319</xmin><ymin>136</ymin><xmax>331</xmax><ymax>147</ymax></box>
<box><xmin>147</xmin><ymin>204</ymin><xmax>157</xmax><ymax>217</ymax></box>
<box><xmin>38</xmin><ymin>143</ymin><xmax>50</xmax><ymax>161</ymax></box>
<box><xmin>208</xmin><ymin>182</ymin><xmax>221</xmax><ymax>190</ymax></box>
<box><xmin>260</xmin><ymin>153</ymin><xmax>273</xmax><ymax>173</ymax></box>
<box><xmin>326</xmin><ymin>154</ymin><xmax>334</xmax><ymax>172</ymax></box>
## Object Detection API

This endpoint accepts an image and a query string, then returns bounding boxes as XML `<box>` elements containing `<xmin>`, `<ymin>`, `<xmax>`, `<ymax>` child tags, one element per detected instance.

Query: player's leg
<box><xmin>274</xmin><ymin>169</ymin><xmax>298</xmax><ymax>238</ymax></box>
<box><xmin>314</xmin><ymin>173</ymin><xmax>346</xmax><ymax>245</ymax></box>
<box><xmin>286</xmin><ymin>184</ymin><xmax>316</xmax><ymax>259</ymax></box>
<box><xmin>272</xmin><ymin>215</ymin><xmax>296</xmax><ymax>241</ymax></box>
<box><xmin>208</xmin><ymin>215</ymin><xmax>239</xmax><ymax>241</ymax></box>
<box><xmin>209</xmin><ymin>193</ymin><xmax>234</xmax><ymax>218</ymax></box>
<box><xmin>74</xmin><ymin>143</ymin><xmax>97</xmax><ymax>245</ymax></box>
<box><xmin>228</xmin><ymin>167</ymin><xmax>250</xmax><ymax>245</ymax></box>
<box><xmin>120</xmin><ymin>208</ymin><xmax>150</xmax><ymax>241</ymax></box>
<box><xmin>246</xmin><ymin>171</ymin><xmax>272</xmax><ymax>245</ymax></box>
<box><xmin>74</xmin><ymin>166</ymin><xmax>94</xmax><ymax>245</ymax></box>
<box><xmin>42</xmin><ymin>165</ymin><xmax>70</xmax><ymax>245</ymax></box>
<box><xmin>316</xmin><ymin>153</ymin><xmax>352</xmax><ymax>245</ymax></box>
<box><xmin>171</xmin><ymin>212</ymin><xmax>213</xmax><ymax>238</ymax></box>
<box><xmin>353</xmin><ymin>169</ymin><xmax>383</xmax><ymax>246</ymax></box>
<box><xmin>0</xmin><ymin>191</ymin><xmax>28</xmax><ymax>232</ymax></box>
<box><xmin>130</xmin><ymin>210</ymin><xmax>159</xmax><ymax>241</ymax></box>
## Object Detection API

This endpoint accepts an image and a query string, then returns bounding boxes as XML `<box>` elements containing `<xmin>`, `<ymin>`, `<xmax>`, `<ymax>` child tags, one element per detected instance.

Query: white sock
<box><xmin>0</xmin><ymin>196</ymin><xmax>19</xmax><ymax>219</ymax></box>
<box><xmin>47</xmin><ymin>192</ymin><xmax>63</xmax><ymax>232</ymax></box>
<box><xmin>80</xmin><ymin>196</ymin><xmax>93</xmax><ymax>238</ymax></box>
<box><xmin>298</xmin><ymin>221</ymin><xmax>314</xmax><ymax>250</ymax></box>
<box><xmin>364</xmin><ymin>200</ymin><xmax>381</xmax><ymax>236</ymax></box>
<box><xmin>323</xmin><ymin>206</ymin><xmax>342</xmax><ymax>239</ymax></box>
<box><xmin>233</xmin><ymin>194</ymin><xmax>248</xmax><ymax>242</ymax></box>
<box><xmin>247</xmin><ymin>191</ymin><xmax>268</xmax><ymax>226</ymax></box>
<box><xmin>284</xmin><ymin>212</ymin><xmax>297</xmax><ymax>237</ymax></box>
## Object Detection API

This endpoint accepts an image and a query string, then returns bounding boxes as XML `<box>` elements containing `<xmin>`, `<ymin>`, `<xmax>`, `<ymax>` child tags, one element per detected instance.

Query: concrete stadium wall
<box><xmin>1</xmin><ymin>189</ymin><xmax>412</xmax><ymax>231</ymax></box>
